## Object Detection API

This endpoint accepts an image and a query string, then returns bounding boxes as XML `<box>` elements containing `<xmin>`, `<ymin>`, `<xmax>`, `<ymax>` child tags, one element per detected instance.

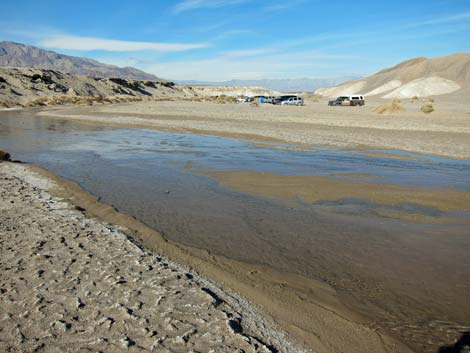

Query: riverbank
<box><xmin>0</xmin><ymin>162</ymin><xmax>300</xmax><ymax>353</ymax></box>
<box><xmin>38</xmin><ymin>98</ymin><xmax>470</xmax><ymax>159</ymax></box>
<box><xmin>0</xmin><ymin>161</ymin><xmax>413</xmax><ymax>353</ymax></box>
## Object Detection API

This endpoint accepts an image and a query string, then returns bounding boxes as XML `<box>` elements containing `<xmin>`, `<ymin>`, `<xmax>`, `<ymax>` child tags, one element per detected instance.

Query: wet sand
<box><xmin>200</xmin><ymin>170</ymin><xmax>470</xmax><ymax>213</ymax></box>
<box><xmin>37</xmin><ymin>98</ymin><xmax>470</xmax><ymax>159</ymax></box>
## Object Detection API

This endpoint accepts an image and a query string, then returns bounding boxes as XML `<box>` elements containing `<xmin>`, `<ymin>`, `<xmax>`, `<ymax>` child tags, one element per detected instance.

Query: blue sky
<box><xmin>1</xmin><ymin>0</ymin><xmax>469</xmax><ymax>80</ymax></box>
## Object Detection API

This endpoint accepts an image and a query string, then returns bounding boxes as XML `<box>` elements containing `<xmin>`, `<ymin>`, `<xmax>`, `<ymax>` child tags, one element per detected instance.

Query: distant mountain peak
<box><xmin>177</xmin><ymin>76</ymin><xmax>361</xmax><ymax>93</ymax></box>
<box><xmin>0</xmin><ymin>41</ymin><xmax>160</xmax><ymax>81</ymax></box>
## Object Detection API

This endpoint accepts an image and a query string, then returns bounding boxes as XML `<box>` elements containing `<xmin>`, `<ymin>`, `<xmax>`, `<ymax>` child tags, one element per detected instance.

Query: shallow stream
<box><xmin>1</xmin><ymin>109</ymin><xmax>470</xmax><ymax>352</ymax></box>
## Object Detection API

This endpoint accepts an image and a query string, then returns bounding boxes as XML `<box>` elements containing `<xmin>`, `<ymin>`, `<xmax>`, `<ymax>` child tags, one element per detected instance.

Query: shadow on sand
<box><xmin>438</xmin><ymin>332</ymin><xmax>470</xmax><ymax>353</ymax></box>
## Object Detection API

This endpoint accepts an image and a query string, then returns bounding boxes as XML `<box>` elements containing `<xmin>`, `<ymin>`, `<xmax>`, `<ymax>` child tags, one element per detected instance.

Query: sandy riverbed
<box><xmin>38</xmin><ymin>98</ymin><xmax>470</xmax><ymax>159</ymax></box>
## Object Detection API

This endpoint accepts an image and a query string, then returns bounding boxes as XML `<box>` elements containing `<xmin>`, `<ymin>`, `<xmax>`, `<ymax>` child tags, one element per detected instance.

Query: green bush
<box><xmin>421</xmin><ymin>104</ymin><xmax>434</xmax><ymax>114</ymax></box>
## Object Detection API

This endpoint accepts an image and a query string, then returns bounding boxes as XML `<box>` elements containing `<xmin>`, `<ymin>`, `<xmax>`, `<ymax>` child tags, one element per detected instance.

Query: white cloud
<box><xmin>263</xmin><ymin>0</ymin><xmax>309</xmax><ymax>12</ymax></box>
<box><xmin>222</xmin><ymin>48</ymin><xmax>278</xmax><ymax>58</ymax></box>
<box><xmin>405</xmin><ymin>12</ymin><xmax>470</xmax><ymax>28</ymax></box>
<box><xmin>149</xmin><ymin>50</ymin><xmax>355</xmax><ymax>81</ymax></box>
<box><xmin>173</xmin><ymin>0</ymin><xmax>250</xmax><ymax>13</ymax></box>
<box><xmin>38</xmin><ymin>34</ymin><xmax>208</xmax><ymax>52</ymax></box>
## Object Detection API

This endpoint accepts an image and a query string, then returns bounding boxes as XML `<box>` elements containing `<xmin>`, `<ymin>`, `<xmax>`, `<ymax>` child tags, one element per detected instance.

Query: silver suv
<box><xmin>280</xmin><ymin>96</ymin><xmax>304</xmax><ymax>106</ymax></box>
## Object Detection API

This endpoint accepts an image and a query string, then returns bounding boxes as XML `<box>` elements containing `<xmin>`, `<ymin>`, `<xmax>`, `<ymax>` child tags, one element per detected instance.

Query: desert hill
<box><xmin>0</xmin><ymin>41</ymin><xmax>160</xmax><ymax>80</ymax></box>
<box><xmin>315</xmin><ymin>53</ymin><xmax>470</xmax><ymax>99</ymax></box>
<box><xmin>0</xmin><ymin>67</ymin><xmax>193</xmax><ymax>107</ymax></box>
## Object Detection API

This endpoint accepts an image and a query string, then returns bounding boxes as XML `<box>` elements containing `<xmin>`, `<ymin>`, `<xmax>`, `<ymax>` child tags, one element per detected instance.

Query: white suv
<box><xmin>280</xmin><ymin>96</ymin><xmax>304</xmax><ymax>106</ymax></box>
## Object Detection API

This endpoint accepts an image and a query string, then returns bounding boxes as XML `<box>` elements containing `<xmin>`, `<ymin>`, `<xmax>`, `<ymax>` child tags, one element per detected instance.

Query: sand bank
<box><xmin>199</xmin><ymin>170</ymin><xmax>470</xmax><ymax>213</ymax></box>
<box><xmin>37</xmin><ymin>98</ymin><xmax>470</xmax><ymax>159</ymax></box>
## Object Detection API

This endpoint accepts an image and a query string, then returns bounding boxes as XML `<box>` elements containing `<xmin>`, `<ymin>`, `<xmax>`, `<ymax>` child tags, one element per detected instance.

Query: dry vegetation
<box><xmin>190</xmin><ymin>94</ymin><xmax>238</xmax><ymax>104</ymax></box>
<box><xmin>421</xmin><ymin>104</ymin><xmax>435</xmax><ymax>114</ymax></box>
<box><xmin>23</xmin><ymin>95</ymin><xmax>146</xmax><ymax>107</ymax></box>
<box><xmin>373</xmin><ymin>99</ymin><xmax>405</xmax><ymax>114</ymax></box>
<box><xmin>0</xmin><ymin>101</ymin><xmax>17</xmax><ymax>108</ymax></box>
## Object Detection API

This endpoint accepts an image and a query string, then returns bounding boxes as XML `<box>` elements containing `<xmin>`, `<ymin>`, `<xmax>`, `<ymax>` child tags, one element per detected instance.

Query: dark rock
<box><xmin>201</xmin><ymin>287</ymin><xmax>224</xmax><ymax>307</ymax></box>
<box><xmin>227</xmin><ymin>318</ymin><xmax>243</xmax><ymax>333</ymax></box>
<box><xmin>9</xmin><ymin>88</ymin><xmax>22</xmax><ymax>96</ymax></box>
<box><xmin>31</xmin><ymin>74</ymin><xmax>42</xmax><ymax>83</ymax></box>
<box><xmin>0</xmin><ymin>150</ymin><xmax>11</xmax><ymax>161</ymax></box>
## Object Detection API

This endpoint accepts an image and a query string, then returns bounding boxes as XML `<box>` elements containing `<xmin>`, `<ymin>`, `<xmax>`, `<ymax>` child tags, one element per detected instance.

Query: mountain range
<box><xmin>178</xmin><ymin>77</ymin><xmax>360</xmax><ymax>93</ymax></box>
<box><xmin>0</xmin><ymin>41</ymin><xmax>160</xmax><ymax>80</ymax></box>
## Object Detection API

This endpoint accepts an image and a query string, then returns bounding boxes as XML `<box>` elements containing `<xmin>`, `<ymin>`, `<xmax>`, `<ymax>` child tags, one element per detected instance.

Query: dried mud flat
<box><xmin>0</xmin><ymin>162</ymin><xmax>299</xmax><ymax>353</ymax></box>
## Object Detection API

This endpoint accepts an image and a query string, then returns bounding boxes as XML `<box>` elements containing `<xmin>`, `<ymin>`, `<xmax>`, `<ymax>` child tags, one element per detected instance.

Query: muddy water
<box><xmin>1</xmin><ymin>110</ymin><xmax>470</xmax><ymax>352</ymax></box>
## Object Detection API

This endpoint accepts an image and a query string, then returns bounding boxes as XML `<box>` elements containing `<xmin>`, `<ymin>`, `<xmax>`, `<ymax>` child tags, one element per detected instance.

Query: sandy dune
<box><xmin>382</xmin><ymin>77</ymin><xmax>461</xmax><ymax>98</ymax></box>
<box><xmin>0</xmin><ymin>162</ymin><xmax>298</xmax><ymax>353</ymax></box>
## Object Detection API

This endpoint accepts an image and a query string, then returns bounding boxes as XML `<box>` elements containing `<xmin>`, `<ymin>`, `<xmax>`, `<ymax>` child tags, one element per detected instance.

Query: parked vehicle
<box><xmin>328</xmin><ymin>95</ymin><xmax>365</xmax><ymax>106</ymax></box>
<box><xmin>242</xmin><ymin>97</ymin><xmax>254</xmax><ymax>102</ymax></box>
<box><xmin>349</xmin><ymin>95</ymin><xmax>365</xmax><ymax>106</ymax></box>
<box><xmin>263</xmin><ymin>96</ymin><xmax>275</xmax><ymax>103</ymax></box>
<box><xmin>280</xmin><ymin>96</ymin><xmax>304</xmax><ymax>106</ymax></box>
<box><xmin>273</xmin><ymin>95</ymin><xmax>297</xmax><ymax>105</ymax></box>
<box><xmin>328</xmin><ymin>96</ymin><xmax>349</xmax><ymax>106</ymax></box>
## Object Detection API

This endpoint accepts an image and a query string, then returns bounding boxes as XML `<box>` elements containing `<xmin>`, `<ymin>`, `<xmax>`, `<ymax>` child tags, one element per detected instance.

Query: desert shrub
<box><xmin>214</xmin><ymin>95</ymin><xmax>236</xmax><ymax>104</ymax></box>
<box><xmin>373</xmin><ymin>99</ymin><xmax>404</xmax><ymax>114</ymax></box>
<box><xmin>0</xmin><ymin>101</ymin><xmax>17</xmax><ymax>108</ymax></box>
<box><xmin>421</xmin><ymin>104</ymin><xmax>434</xmax><ymax>114</ymax></box>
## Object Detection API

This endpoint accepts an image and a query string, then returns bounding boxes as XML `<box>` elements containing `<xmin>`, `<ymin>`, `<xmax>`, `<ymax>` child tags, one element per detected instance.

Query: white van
<box><xmin>348</xmin><ymin>95</ymin><xmax>365</xmax><ymax>106</ymax></box>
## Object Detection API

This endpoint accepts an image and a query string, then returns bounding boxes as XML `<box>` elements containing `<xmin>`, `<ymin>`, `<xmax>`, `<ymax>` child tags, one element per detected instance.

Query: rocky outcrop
<box><xmin>0</xmin><ymin>67</ymin><xmax>192</xmax><ymax>107</ymax></box>
<box><xmin>0</xmin><ymin>150</ymin><xmax>11</xmax><ymax>161</ymax></box>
